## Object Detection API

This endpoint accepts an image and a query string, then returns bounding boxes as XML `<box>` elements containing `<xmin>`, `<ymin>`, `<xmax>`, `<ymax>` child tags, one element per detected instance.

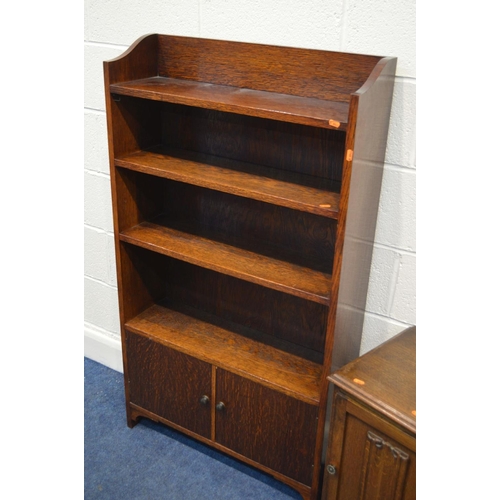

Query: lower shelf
<box><xmin>120</xmin><ymin>221</ymin><xmax>331</xmax><ymax>305</ymax></box>
<box><xmin>125</xmin><ymin>302</ymin><xmax>322</xmax><ymax>405</ymax></box>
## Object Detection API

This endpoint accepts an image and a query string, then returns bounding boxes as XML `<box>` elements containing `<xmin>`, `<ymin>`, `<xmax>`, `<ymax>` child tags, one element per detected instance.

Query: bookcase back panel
<box><xmin>163</xmin><ymin>181</ymin><xmax>336</xmax><ymax>273</ymax></box>
<box><xmin>157</xmin><ymin>35</ymin><xmax>381</xmax><ymax>102</ymax></box>
<box><xmin>116</xmin><ymin>167</ymin><xmax>336</xmax><ymax>274</ymax></box>
<box><xmin>119</xmin><ymin>240</ymin><xmax>327</xmax><ymax>361</ymax></box>
<box><xmin>161</xmin><ymin>103</ymin><xmax>345</xmax><ymax>184</ymax></box>
<box><xmin>164</xmin><ymin>259</ymin><xmax>328</xmax><ymax>360</ymax></box>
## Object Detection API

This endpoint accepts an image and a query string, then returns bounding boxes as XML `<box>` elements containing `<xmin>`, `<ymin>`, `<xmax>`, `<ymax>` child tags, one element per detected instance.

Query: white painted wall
<box><xmin>84</xmin><ymin>0</ymin><xmax>416</xmax><ymax>371</ymax></box>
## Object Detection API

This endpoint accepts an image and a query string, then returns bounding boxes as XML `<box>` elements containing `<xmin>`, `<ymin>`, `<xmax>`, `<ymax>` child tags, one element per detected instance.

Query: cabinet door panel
<box><xmin>336</xmin><ymin>413</ymin><xmax>416</xmax><ymax>500</ymax></box>
<box><xmin>215</xmin><ymin>369</ymin><xmax>318</xmax><ymax>485</ymax></box>
<box><xmin>126</xmin><ymin>331</ymin><xmax>212</xmax><ymax>439</ymax></box>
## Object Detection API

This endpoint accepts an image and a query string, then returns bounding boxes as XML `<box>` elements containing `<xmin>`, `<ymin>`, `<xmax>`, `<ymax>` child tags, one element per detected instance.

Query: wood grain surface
<box><xmin>216</xmin><ymin>369</ymin><xmax>319</xmax><ymax>485</ymax></box>
<box><xmin>110</xmin><ymin>76</ymin><xmax>351</xmax><ymax>129</ymax></box>
<box><xmin>328</xmin><ymin>326</ymin><xmax>416</xmax><ymax>434</ymax></box>
<box><xmin>103</xmin><ymin>34</ymin><xmax>397</xmax><ymax>500</ymax></box>
<box><xmin>126</xmin><ymin>331</ymin><xmax>212</xmax><ymax>438</ymax></box>
<box><xmin>125</xmin><ymin>304</ymin><xmax>322</xmax><ymax>404</ymax></box>
<box><xmin>115</xmin><ymin>146</ymin><xmax>341</xmax><ymax>218</ymax></box>
<box><xmin>120</xmin><ymin>221</ymin><xmax>331</xmax><ymax>305</ymax></box>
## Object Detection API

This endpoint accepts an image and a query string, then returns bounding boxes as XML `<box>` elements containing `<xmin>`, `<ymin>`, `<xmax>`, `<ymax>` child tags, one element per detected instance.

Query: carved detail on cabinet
<box><xmin>366</xmin><ymin>431</ymin><xmax>409</xmax><ymax>459</ymax></box>
<box><xmin>359</xmin><ymin>431</ymin><xmax>410</xmax><ymax>500</ymax></box>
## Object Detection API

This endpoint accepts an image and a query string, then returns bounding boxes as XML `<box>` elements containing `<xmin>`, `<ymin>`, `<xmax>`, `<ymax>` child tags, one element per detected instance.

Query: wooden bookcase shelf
<box><xmin>120</xmin><ymin>217</ymin><xmax>331</xmax><ymax>305</ymax></box>
<box><xmin>104</xmin><ymin>34</ymin><xmax>396</xmax><ymax>500</ymax></box>
<box><xmin>125</xmin><ymin>302</ymin><xmax>323</xmax><ymax>404</ymax></box>
<box><xmin>109</xmin><ymin>76</ymin><xmax>350</xmax><ymax>130</ymax></box>
<box><xmin>115</xmin><ymin>146</ymin><xmax>341</xmax><ymax>218</ymax></box>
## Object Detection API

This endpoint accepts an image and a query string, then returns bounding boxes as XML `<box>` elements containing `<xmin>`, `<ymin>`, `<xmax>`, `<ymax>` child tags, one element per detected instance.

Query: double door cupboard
<box><xmin>103</xmin><ymin>34</ymin><xmax>396</xmax><ymax>500</ymax></box>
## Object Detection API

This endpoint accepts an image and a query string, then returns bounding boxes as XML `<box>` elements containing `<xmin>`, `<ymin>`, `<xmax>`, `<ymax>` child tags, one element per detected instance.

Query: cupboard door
<box><xmin>126</xmin><ymin>331</ymin><xmax>212</xmax><ymax>439</ymax></box>
<box><xmin>329</xmin><ymin>408</ymin><xmax>416</xmax><ymax>500</ymax></box>
<box><xmin>215</xmin><ymin>369</ymin><xmax>318</xmax><ymax>485</ymax></box>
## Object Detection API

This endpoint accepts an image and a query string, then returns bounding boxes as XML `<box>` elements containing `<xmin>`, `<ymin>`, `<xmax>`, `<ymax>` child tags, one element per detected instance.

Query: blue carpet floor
<box><xmin>84</xmin><ymin>357</ymin><xmax>303</xmax><ymax>499</ymax></box>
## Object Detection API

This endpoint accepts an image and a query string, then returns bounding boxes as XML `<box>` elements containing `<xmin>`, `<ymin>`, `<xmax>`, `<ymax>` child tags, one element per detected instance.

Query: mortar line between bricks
<box><xmin>84</xmin><ymin>40</ymin><xmax>129</xmax><ymax>50</ymax></box>
<box><xmin>84</xmin><ymin>107</ymin><xmax>106</xmax><ymax>115</ymax></box>
<box><xmin>384</xmin><ymin>162</ymin><xmax>416</xmax><ymax>173</ymax></box>
<box><xmin>386</xmin><ymin>253</ymin><xmax>402</xmax><ymax>316</ymax></box>
<box><xmin>84</xmin><ymin>223</ymin><xmax>114</xmax><ymax>236</ymax></box>
<box><xmin>395</xmin><ymin>75</ymin><xmax>416</xmax><ymax>84</ymax></box>
<box><xmin>198</xmin><ymin>0</ymin><xmax>202</xmax><ymax>36</ymax></box>
<box><xmin>84</xmin><ymin>274</ymin><xmax>118</xmax><ymax>290</ymax></box>
<box><xmin>338</xmin><ymin>302</ymin><xmax>413</xmax><ymax>328</ymax></box>
<box><xmin>339</xmin><ymin>0</ymin><xmax>350</xmax><ymax>51</ymax></box>
<box><xmin>84</xmin><ymin>168</ymin><xmax>110</xmax><ymax>179</ymax></box>
<box><xmin>373</xmin><ymin>242</ymin><xmax>415</xmax><ymax>257</ymax></box>
<box><xmin>364</xmin><ymin>310</ymin><xmax>413</xmax><ymax>327</ymax></box>
<box><xmin>344</xmin><ymin>234</ymin><xmax>415</xmax><ymax>256</ymax></box>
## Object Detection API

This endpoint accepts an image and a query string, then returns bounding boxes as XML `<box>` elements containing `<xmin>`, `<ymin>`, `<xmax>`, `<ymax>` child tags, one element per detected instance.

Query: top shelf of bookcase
<box><xmin>110</xmin><ymin>76</ymin><xmax>350</xmax><ymax>130</ymax></box>
<box><xmin>105</xmin><ymin>34</ymin><xmax>392</xmax><ymax>131</ymax></box>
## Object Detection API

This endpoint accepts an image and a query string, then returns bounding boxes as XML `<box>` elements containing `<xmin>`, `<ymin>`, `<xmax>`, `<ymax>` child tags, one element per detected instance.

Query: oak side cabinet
<box><xmin>321</xmin><ymin>326</ymin><xmax>416</xmax><ymax>500</ymax></box>
<box><xmin>103</xmin><ymin>34</ymin><xmax>396</xmax><ymax>500</ymax></box>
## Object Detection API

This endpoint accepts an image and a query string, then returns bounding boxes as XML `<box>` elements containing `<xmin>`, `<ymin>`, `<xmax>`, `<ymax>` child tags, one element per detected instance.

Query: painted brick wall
<box><xmin>84</xmin><ymin>0</ymin><xmax>416</xmax><ymax>369</ymax></box>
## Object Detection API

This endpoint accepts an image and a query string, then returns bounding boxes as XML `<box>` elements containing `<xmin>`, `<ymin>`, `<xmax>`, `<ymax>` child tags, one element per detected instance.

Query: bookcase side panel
<box><xmin>331</xmin><ymin>58</ymin><xmax>397</xmax><ymax>371</ymax></box>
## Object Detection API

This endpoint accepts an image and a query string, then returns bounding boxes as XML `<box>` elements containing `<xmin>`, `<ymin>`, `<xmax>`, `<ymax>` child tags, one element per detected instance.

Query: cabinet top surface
<box><xmin>328</xmin><ymin>326</ymin><xmax>416</xmax><ymax>434</ymax></box>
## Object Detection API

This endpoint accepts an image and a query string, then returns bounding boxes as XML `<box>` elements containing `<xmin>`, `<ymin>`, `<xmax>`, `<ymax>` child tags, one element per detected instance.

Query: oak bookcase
<box><xmin>103</xmin><ymin>34</ymin><xmax>396</xmax><ymax>500</ymax></box>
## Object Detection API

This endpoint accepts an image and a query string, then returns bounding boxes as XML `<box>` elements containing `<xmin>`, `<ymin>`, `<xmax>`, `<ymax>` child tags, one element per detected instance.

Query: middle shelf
<box><xmin>120</xmin><ymin>218</ymin><xmax>331</xmax><ymax>305</ymax></box>
<box><xmin>115</xmin><ymin>165</ymin><xmax>336</xmax><ymax>306</ymax></box>
<box><xmin>116</xmin><ymin>146</ymin><xmax>341</xmax><ymax>219</ymax></box>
